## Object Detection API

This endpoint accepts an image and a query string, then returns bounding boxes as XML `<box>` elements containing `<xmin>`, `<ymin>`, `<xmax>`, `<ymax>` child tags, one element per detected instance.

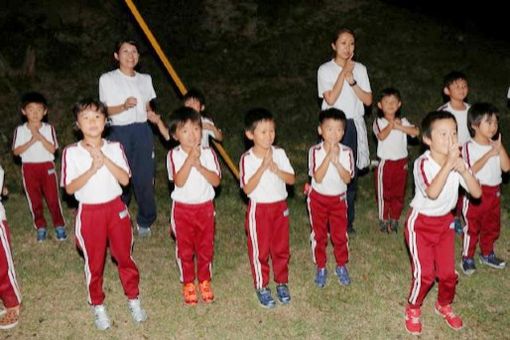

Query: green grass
<box><xmin>1</xmin><ymin>0</ymin><xmax>510</xmax><ymax>338</ymax></box>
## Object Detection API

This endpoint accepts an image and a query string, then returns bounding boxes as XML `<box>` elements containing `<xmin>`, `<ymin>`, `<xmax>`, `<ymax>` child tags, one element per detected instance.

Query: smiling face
<box><xmin>318</xmin><ymin>118</ymin><xmax>344</xmax><ymax>146</ymax></box>
<box><xmin>173</xmin><ymin>120</ymin><xmax>202</xmax><ymax>151</ymax></box>
<box><xmin>473</xmin><ymin>114</ymin><xmax>498</xmax><ymax>142</ymax></box>
<box><xmin>246</xmin><ymin>119</ymin><xmax>275</xmax><ymax>152</ymax></box>
<box><xmin>76</xmin><ymin>107</ymin><xmax>106</xmax><ymax>141</ymax></box>
<box><xmin>114</xmin><ymin>42</ymin><xmax>139</xmax><ymax>72</ymax></box>
<box><xmin>22</xmin><ymin>102</ymin><xmax>47</xmax><ymax>124</ymax></box>
<box><xmin>331</xmin><ymin>32</ymin><xmax>355</xmax><ymax>61</ymax></box>
<box><xmin>444</xmin><ymin>79</ymin><xmax>468</xmax><ymax>102</ymax></box>
<box><xmin>378</xmin><ymin>95</ymin><xmax>401</xmax><ymax>121</ymax></box>
<box><xmin>424</xmin><ymin>118</ymin><xmax>458</xmax><ymax>157</ymax></box>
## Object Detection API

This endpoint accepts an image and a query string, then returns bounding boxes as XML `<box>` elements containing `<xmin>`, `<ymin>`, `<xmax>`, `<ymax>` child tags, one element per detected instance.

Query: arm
<box><xmin>426</xmin><ymin>139</ymin><xmax>459</xmax><ymax>199</ymax></box>
<box><xmin>203</xmin><ymin>122</ymin><xmax>223</xmax><ymax>142</ymax></box>
<box><xmin>173</xmin><ymin>155</ymin><xmax>195</xmax><ymax>188</ymax></box>
<box><xmin>394</xmin><ymin>120</ymin><xmax>420</xmax><ymax>138</ymax></box>
<box><xmin>270</xmin><ymin>165</ymin><xmax>295</xmax><ymax>185</ymax></box>
<box><xmin>106</xmin><ymin>97</ymin><xmax>138</xmax><ymax>116</ymax></box>
<box><xmin>458</xmin><ymin>165</ymin><xmax>482</xmax><ymax>199</ymax></box>
<box><xmin>322</xmin><ymin>61</ymin><xmax>353</xmax><ymax>106</ymax></box>
<box><xmin>499</xmin><ymin>144</ymin><xmax>510</xmax><ymax>172</ymax></box>
<box><xmin>351</xmin><ymin>83</ymin><xmax>373</xmax><ymax>106</ymax></box>
<box><xmin>32</xmin><ymin>129</ymin><xmax>57</xmax><ymax>154</ymax></box>
<box><xmin>147</xmin><ymin>111</ymin><xmax>170</xmax><ymax>141</ymax></box>
<box><xmin>376</xmin><ymin>120</ymin><xmax>394</xmax><ymax>141</ymax></box>
<box><xmin>196</xmin><ymin>164</ymin><xmax>221</xmax><ymax>187</ymax></box>
<box><xmin>12</xmin><ymin>138</ymin><xmax>36</xmax><ymax>156</ymax></box>
<box><xmin>313</xmin><ymin>153</ymin><xmax>331</xmax><ymax>184</ymax></box>
<box><xmin>102</xmin><ymin>154</ymin><xmax>130</xmax><ymax>186</ymax></box>
<box><xmin>243</xmin><ymin>151</ymin><xmax>271</xmax><ymax>195</ymax></box>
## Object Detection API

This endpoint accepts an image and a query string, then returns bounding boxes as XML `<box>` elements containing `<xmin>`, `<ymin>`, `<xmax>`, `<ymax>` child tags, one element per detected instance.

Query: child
<box><xmin>404</xmin><ymin>111</ymin><xmax>481</xmax><ymax>335</ymax></box>
<box><xmin>166</xmin><ymin>107</ymin><xmax>221</xmax><ymax>305</ymax></box>
<box><xmin>12</xmin><ymin>92</ymin><xmax>67</xmax><ymax>242</ymax></box>
<box><xmin>460</xmin><ymin>103</ymin><xmax>509</xmax><ymax>274</ymax></box>
<box><xmin>0</xmin><ymin>164</ymin><xmax>22</xmax><ymax>330</ymax></box>
<box><xmin>239</xmin><ymin>108</ymin><xmax>295</xmax><ymax>308</ymax></box>
<box><xmin>61</xmin><ymin>99</ymin><xmax>146</xmax><ymax>330</ymax></box>
<box><xmin>373</xmin><ymin>88</ymin><xmax>419</xmax><ymax>233</ymax></box>
<box><xmin>307</xmin><ymin>108</ymin><xmax>354</xmax><ymax>288</ymax></box>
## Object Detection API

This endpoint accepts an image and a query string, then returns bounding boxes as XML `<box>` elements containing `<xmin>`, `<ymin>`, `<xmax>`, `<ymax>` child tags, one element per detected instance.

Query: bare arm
<box><xmin>103</xmin><ymin>154</ymin><xmax>130</xmax><ymax>186</ymax></box>
<box><xmin>173</xmin><ymin>154</ymin><xmax>195</xmax><ymax>188</ymax></box>
<box><xmin>351</xmin><ymin>83</ymin><xmax>373</xmax><ymax>106</ymax></box>
<box><xmin>322</xmin><ymin>60</ymin><xmax>354</xmax><ymax>106</ymax></box>
<box><xmin>203</xmin><ymin>122</ymin><xmax>223</xmax><ymax>142</ymax></box>
<box><xmin>147</xmin><ymin>111</ymin><xmax>170</xmax><ymax>141</ymax></box>
<box><xmin>33</xmin><ymin>130</ymin><xmax>57</xmax><ymax>154</ymax></box>
<box><xmin>106</xmin><ymin>97</ymin><xmax>137</xmax><ymax>116</ymax></box>
<box><xmin>12</xmin><ymin>138</ymin><xmax>36</xmax><ymax>156</ymax></box>
<box><xmin>376</xmin><ymin>121</ymin><xmax>394</xmax><ymax>141</ymax></box>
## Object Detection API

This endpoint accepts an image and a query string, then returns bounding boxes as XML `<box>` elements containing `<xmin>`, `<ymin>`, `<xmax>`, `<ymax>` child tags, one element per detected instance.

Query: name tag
<box><xmin>283</xmin><ymin>209</ymin><xmax>289</xmax><ymax>217</ymax></box>
<box><xmin>119</xmin><ymin>209</ymin><xmax>128</xmax><ymax>219</ymax></box>
<box><xmin>48</xmin><ymin>168</ymin><xmax>56</xmax><ymax>175</ymax></box>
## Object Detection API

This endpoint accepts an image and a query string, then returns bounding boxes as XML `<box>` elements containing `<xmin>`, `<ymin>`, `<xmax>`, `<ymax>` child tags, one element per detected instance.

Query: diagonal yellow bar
<box><xmin>124</xmin><ymin>0</ymin><xmax>240</xmax><ymax>180</ymax></box>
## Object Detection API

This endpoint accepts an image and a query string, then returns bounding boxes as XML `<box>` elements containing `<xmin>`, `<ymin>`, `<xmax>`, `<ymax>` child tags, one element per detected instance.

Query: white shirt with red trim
<box><xmin>373</xmin><ymin>117</ymin><xmax>411</xmax><ymax>160</ymax></box>
<box><xmin>308</xmin><ymin>142</ymin><xmax>354</xmax><ymax>196</ymax></box>
<box><xmin>12</xmin><ymin>123</ymin><xmax>58</xmax><ymax>163</ymax></box>
<box><xmin>201</xmin><ymin>117</ymin><xmax>215</xmax><ymax>148</ymax></box>
<box><xmin>99</xmin><ymin>69</ymin><xmax>157</xmax><ymax>126</ymax></box>
<box><xmin>462</xmin><ymin>139</ymin><xmax>501</xmax><ymax>186</ymax></box>
<box><xmin>0</xmin><ymin>165</ymin><xmax>5</xmax><ymax>221</ymax></box>
<box><xmin>167</xmin><ymin>145</ymin><xmax>221</xmax><ymax>204</ymax></box>
<box><xmin>438</xmin><ymin>102</ymin><xmax>471</xmax><ymax>145</ymax></box>
<box><xmin>239</xmin><ymin>146</ymin><xmax>294</xmax><ymax>203</ymax></box>
<box><xmin>61</xmin><ymin>140</ymin><xmax>131</xmax><ymax>204</ymax></box>
<box><xmin>410</xmin><ymin>150</ymin><xmax>468</xmax><ymax>216</ymax></box>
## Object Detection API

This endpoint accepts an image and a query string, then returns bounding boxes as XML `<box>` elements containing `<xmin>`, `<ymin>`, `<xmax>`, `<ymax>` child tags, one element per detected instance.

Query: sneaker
<box><xmin>434</xmin><ymin>302</ymin><xmax>463</xmax><ymax>331</ymax></box>
<box><xmin>93</xmin><ymin>305</ymin><xmax>111</xmax><ymax>331</ymax></box>
<box><xmin>276</xmin><ymin>284</ymin><xmax>291</xmax><ymax>304</ymax></box>
<box><xmin>137</xmin><ymin>224</ymin><xmax>151</xmax><ymax>237</ymax></box>
<box><xmin>0</xmin><ymin>309</ymin><xmax>19</xmax><ymax>330</ymax></box>
<box><xmin>389</xmin><ymin>220</ymin><xmax>399</xmax><ymax>233</ymax></box>
<box><xmin>347</xmin><ymin>226</ymin><xmax>356</xmax><ymax>235</ymax></box>
<box><xmin>479</xmin><ymin>252</ymin><xmax>506</xmax><ymax>269</ymax></box>
<box><xmin>314</xmin><ymin>267</ymin><xmax>327</xmax><ymax>288</ymax></box>
<box><xmin>378</xmin><ymin>220</ymin><xmax>388</xmax><ymax>233</ymax></box>
<box><xmin>182</xmin><ymin>283</ymin><xmax>198</xmax><ymax>305</ymax></box>
<box><xmin>37</xmin><ymin>228</ymin><xmax>47</xmax><ymax>242</ymax></box>
<box><xmin>335</xmin><ymin>265</ymin><xmax>351</xmax><ymax>286</ymax></box>
<box><xmin>454</xmin><ymin>218</ymin><xmax>463</xmax><ymax>235</ymax></box>
<box><xmin>404</xmin><ymin>306</ymin><xmax>422</xmax><ymax>335</ymax></box>
<box><xmin>256</xmin><ymin>288</ymin><xmax>276</xmax><ymax>309</ymax></box>
<box><xmin>460</xmin><ymin>257</ymin><xmax>476</xmax><ymax>275</ymax></box>
<box><xmin>128</xmin><ymin>298</ymin><xmax>147</xmax><ymax>323</ymax></box>
<box><xmin>55</xmin><ymin>226</ymin><xmax>67</xmax><ymax>241</ymax></box>
<box><xmin>199</xmin><ymin>280</ymin><xmax>215</xmax><ymax>303</ymax></box>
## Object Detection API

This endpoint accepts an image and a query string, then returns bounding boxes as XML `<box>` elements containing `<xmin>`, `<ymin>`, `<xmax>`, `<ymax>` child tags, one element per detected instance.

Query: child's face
<box><xmin>246</xmin><ymin>120</ymin><xmax>275</xmax><ymax>151</ymax></box>
<box><xmin>444</xmin><ymin>79</ymin><xmax>468</xmax><ymax>102</ymax></box>
<box><xmin>173</xmin><ymin>120</ymin><xmax>202</xmax><ymax>150</ymax></box>
<box><xmin>331</xmin><ymin>32</ymin><xmax>355</xmax><ymax>60</ymax></box>
<box><xmin>114</xmin><ymin>42</ymin><xmax>139</xmax><ymax>70</ymax></box>
<box><xmin>377</xmin><ymin>95</ymin><xmax>401</xmax><ymax>120</ymax></box>
<box><xmin>76</xmin><ymin>108</ymin><xmax>106</xmax><ymax>139</ymax></box>
<box><xmin>424</xmin><ymin>118</ymin><xmax>458</xmax><ymax>156</ymax></box>
<box><xmin>184</xmin><ymin>98</ymin><xmax>204</xmax><ymax>113</ymax></box>
<box><xmin>473</xmin><ymin>114</ymin><xmax>498</xmax><ymax>141</ymax></box>
<box><xmin>22</xmin><ymin>103</ymin><xmax>47</xmax><ymax>124</ymax></box>
<box><xmin>318</xmin><ymin>118</ymin><xmax>344</xmax><ymax>145</ymax></box>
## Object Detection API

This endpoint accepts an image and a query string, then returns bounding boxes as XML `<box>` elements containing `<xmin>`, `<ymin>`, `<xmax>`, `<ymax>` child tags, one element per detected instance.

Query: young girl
<box><xmin>317</xmin><ymin>27</ymin><xmax>372</xmax><ymax>233</ymax></box>
<box><xmin>373</xmin><ymin>88</ymin><xmax>419</xmax><ymax>232</ymax></box>
<box><xmin>61</xmin><ymin>99</ymin><xmax>147</xmax><ymax>330</ymax></box>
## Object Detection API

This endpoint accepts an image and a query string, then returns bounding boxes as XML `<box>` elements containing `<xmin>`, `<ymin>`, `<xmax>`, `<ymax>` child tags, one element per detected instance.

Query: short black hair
<box><xmin>168</xmin><ymin>106</ymin><xmax>202</xmax><ymax>137</ymax></box>
<box><xmin>443</xmin><ymin>71</ymin><xmax>468</xmax><ymax>89</ymax></box>
<box><xmin>72</xmin><ymin>98</ymin><xmax>107</xmax><ymax>120</ymax></box>
<box><xmin>21</xmin><ymin>91</ymin><xmax>47</xmax><ymax>109</ymax></box>
<box><xmin>376</xmin><ymin>87</ymin><xmax>402</xmax><ymax>118</ymax></box>
<box><xmin>467</xmin><ymin>102</ymin><xmax>499</xmax><ymax>137</ymax></box>
<box><xmin>244</xmin><ymin>108</ymin><xmax>274</xmax><ymax>133</ymax></box>
<box><xmin>319</xmin><ymin>108</ymin><xmax>346</xmax><ymax>126</ymax></box>
<box><xmin>183</xmin><ymin>88</ymin><xmax>206</xmax><ymax>107</ymax></box>
<box><xmin>115</xmin><ymin>40</ymin><xmax>139</xmax><ymax>53</ymax></box>
<box><xmin>421</xmin><ymin>110</ymin><xmax>457</xmax><ymax>140</ymax></box>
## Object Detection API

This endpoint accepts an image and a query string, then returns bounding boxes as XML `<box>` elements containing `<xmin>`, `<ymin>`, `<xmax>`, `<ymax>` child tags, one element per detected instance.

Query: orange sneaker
<box><xmin>182</xmin><ymin>283</ymin><xmax>198</xmax><ymax>305</ymax></box>
<box><xmin>404</xmin><ymin>306</ymin><xmax>422</xmax><ymax>335</ymax></box>
<box><xmin>434</xmin><ymin>302</ymin><xmax>463</xmax><ymax>331</ymax></box>
<box><xmin>0</xmin><ymin>308</ymin><xmax>19</xmax><ymax>330</ymax></box>
<box><xmin>199</xmin><ymin>280</ymin><xmax>215</xmax><ymax>303</ymax></box>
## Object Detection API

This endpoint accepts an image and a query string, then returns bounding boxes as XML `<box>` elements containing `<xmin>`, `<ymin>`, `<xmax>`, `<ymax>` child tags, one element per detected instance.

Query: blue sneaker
<box><xmin>37</xmin><ymin>228</ymin><xmax>47</xmax><ymax>242</ymax></box>
<box><xmin>335</xmin><ymin>265</ymin><xmax>351</xmax><ymax>286</ymax></box>
<box><xmin>454</xmin><ymin>218</ymin><xmax>463</xmax><ymax>235</ymax></box>
<box><xmin>256</xmin><ymin>288</ymin><xmax>276</xmax><ymax>309</ymax></box>
<box><xmin>55</xmin><ymin>226</ymin><xmax>67</xmax><ymax>241</ymax></box>
<box><xmin>276</xmin><ymin>284</ymin><xmax>291</xmax><ymax>304</ymax></box>
<box><xmin>315</xmin><ymin>268</ymin><xmax>327</xmax><ymax>288</ymax></box>
<box><xmin>460</xmin><ymin>257</ymin><xmax>476</xmax><ymax>275</ymax></box>
<box><xmin>479</xmin><ymin>252</ymin><xmax>506</xmax><ymax>269</ymax></box>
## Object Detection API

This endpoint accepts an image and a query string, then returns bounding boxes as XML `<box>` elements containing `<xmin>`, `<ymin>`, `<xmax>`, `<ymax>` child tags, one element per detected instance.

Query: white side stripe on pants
<box><xmin>407</xmin><ymin>209</ymin><xmax>422</xmax><ymax>305</ymax></box>
<box><xmin>0</xmin><ymin>220</ymin><xmax>21</xmax><ymax>304</ymax></box>
<box><xmin>248</xmin><ymin>202</ymin><xmax>263</xmax><ymax>289</ymax></box>
<box><xmin>74</xmin><ymin>205</ymin><xmax>93</xmax><ymax>304</ymax></box>
<box><xmin>377</xmin><ymin>160</ymin><xmax>386</xmax><ymax>220</ymax></box>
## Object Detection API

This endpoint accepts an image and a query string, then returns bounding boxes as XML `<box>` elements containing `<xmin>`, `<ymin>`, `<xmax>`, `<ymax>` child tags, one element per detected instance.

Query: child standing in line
<box><xmin>12</xmin><ymin>92</ymin><xmax>67</xmax><ymax>242</ymax></box>
<box><xmin>166</xmin><ymin>107</ymin><xmax>221</xmax><ymax>305</ymax></box>
<box><xmin>307</xmin><ymin>108</ymin><xmax>354</xmax><ymax>288</ymax></box>
<box><xmin>0</xmin><ymin>164</ymin><xmax>22</xmax><ymax>330</ymax></box>
<box><xmin>61</xmin><ymin>99</ymin><xmax>146</xmax><ymax>330</ymax></box>
<box><xmin>404</xmin><ymin>111</ymin><xmax>481</xmax><ymax>335</ymax></box>
<box><xmin>373</xmin><ymin>88</ymin><xmax>419</xmax><ymax>233</ymax></box>
<box><xmin>239</xmin><ymin>108</ymin><xmax>295</xmax><ymax>308</ymax></box>
<box><xmin>460</xmin><ymin>103</ymin><xmax>509</xmax><ymax>275</ymax></box>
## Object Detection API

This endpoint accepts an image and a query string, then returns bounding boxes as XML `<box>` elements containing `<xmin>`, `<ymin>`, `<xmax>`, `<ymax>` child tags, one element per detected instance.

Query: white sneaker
<box><xmin>93</xmin><ymin>305</ymin><xmax>111</xmax><ymax>330</ymax></box>
<box><xmin>128</xmin><ymin>298</ymin><xmax>147</xmax><ymax>323</ymax></box>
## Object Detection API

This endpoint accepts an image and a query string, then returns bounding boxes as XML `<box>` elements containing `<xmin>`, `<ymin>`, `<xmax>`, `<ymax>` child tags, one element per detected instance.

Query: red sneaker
<box><xmin>182</xmin><ymin>283</ymin><xmax>198</xmax><ymax>305</ymax></box>
<box><xmin>199</xmin><ymin>280</ymin><xmax>215</xmax><ymax>303</ymax></box>
<box><xmin>405</xmin><ymin>306</ymin><xmax>422</xmax><ymax>335</ymax></box>
<box><xmin>434</xmin><ymin>302</ymin><xmax>463</xmax><ymax>331</ymax></box>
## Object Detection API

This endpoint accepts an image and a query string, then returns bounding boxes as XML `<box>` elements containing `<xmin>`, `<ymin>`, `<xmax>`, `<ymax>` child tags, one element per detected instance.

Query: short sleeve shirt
<box><xmin>12</xmin><ymin>123</ymin><xmax>58</xmax><ymax>163</ymax></box>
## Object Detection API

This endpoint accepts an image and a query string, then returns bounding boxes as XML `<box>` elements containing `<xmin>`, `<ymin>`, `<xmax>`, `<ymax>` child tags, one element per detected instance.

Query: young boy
<box><xmin>61</xmin><ymin>99</ymin><xmax>146</xmax><ymax>330</ymax></box>
<box><xmin>239</xmin><ymin>108</ymin><xmax>295</xmax><ymax>308</ymax></box>
<box><xmin>166</xmin><ymin>107</ymin><xmax>221</xmax><ymax>305</ymax></box>
<box><xmin>0</xmin><ymin>164</ymin><xmax>22</xmax><ymax>330</ymax></box>
<box><xmin>307</xmin><ymin>108</ymin><xmax>354</xmax><ymax>288</ymax></box>
<box><xmin>404</xmin><ymin>111</ymin><xmax>481</xmax><ymax>335</ymax></box>
<box><xmin>12</xmin><ymin>92</ymin><xmax>67</xmax><ymax>241</ymax></box>
<box><xmin>461</xmin><ymin>103</ymin><xmax>509</xmax><ymax>274</ymax></box>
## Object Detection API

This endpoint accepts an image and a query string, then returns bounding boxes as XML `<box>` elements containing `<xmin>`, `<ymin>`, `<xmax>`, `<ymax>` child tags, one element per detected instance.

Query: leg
<box><xmin>391</xmin><ymin>159</ymin><xmax>408</xmax><ymax>221</ymax></box>
<box><xmin>270</xmin><ymin>202</ymin><xmax>290</xmax><ymax>285</ymax></box>
<box><xmin>462</xmin><ymin>198</ymin><xmax>481</xmax><ymax>259</ymax></box>
<box><xmin>172</xmin><ymin>202</ymin><xmax>197</xmax><ymax>284</ymax></box>
<box><xmin>479</xmin><ymin>191</ymin><xmax>501</xmax><ymax>256</ymax></box>
<box><xmin>307</xmin><ymin>193</ymin><xmax>329</xmax><ymax>268</ymax></box>
<box><xmin>41</xmin><ymin>162</ymin><xmax>65</xmax><ymax>228</ymax></box>
<box><xmin>195</xmin><ymin>202</ymin><xmax>215</xmax><ymax>282</ymax></box>
<box><xmin>329</xmin><ymin>199</ymin><xmax>349</xmax><ymax>266</ymax></box>
<box><xmin>0</xmin><ymin>220</ymin><xmax>21</xmax><ymax>308</ymax></box>
<box><xmin>342</xmin><ymin>119</ymin><xmax>358</xmax><ymax>232</ymax></box>
<box><xmin>375</xmin><ymin>160</ymin><xmax>386</xmax><ymax>221</ymax></box>
<box><xmin>21</xmin><ymin>164</ymin><xmax>46</xmax><ymax>229</ymax></box>
<box><xmin>435</xmin><ymin>226</ymin><xmax>457</xmax><ymax>306</ymax></box>
<box><xmin>245</xmin><ymin>202</ymin><xmax>271</xmax><ymax>289</ymax></box>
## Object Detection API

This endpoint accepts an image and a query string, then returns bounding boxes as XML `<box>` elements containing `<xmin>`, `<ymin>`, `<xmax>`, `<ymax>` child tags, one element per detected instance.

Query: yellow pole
<box><xmin>124</xmin><ymin>0</ymin><xmax>240</xmax><ymax>180</ymax></box>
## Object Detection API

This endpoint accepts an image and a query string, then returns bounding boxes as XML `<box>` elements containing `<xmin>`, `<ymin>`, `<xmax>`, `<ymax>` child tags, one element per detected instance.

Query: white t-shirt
<box><xmin>438</xmin><ymin>102</ymin><xmax>471</xmax><ymax>145</ymax></box>
<box><xmin>0</xmin><ymin>165</ymin><xmax>5</xmax><ymax>221</ymax></box>
<box><xmin>373</xmin><ymin>117</ymin><xmax>411</xmax><ymax>160</ymax></box>
<box><xmin>12</xmin><ymin>123</ymin><xmax>58</xmax><ymax>163</ymax></box>
<box><xmin>308</xmin><ymin>142</ymin><xmax>354</xmax><ymax>196</ymax></box>
<box><xmin>61</xmin><ymin>140</ymin><xmax>131</xmax><ymax>204</ymax></box>
<box><xmin>240</xmin><ymin>146</ymin><xmax>294</xmax><ymax>203</ymax></box>
<box><xmin>462</xmin><ymin>139</ymin><xmax>501</xmax><ymax>186</ymax></box>
<box><xmin>410</xmin><ymin>150</ymin><xmax>469</xmax><ymax>216</ymax></box>
<box><xmin>201</xmin><ymin>117</ymin><xmax>215</xmax><ymax>148</ymax></box>
<box><xmin>99</xmin><ymin>69</ymin><xmax>157</xmax><ymax>126</ymax></box>
<box><xmin>167</xmin><ymin>146</ymin><xmax>221</xmax><ymax>204</ymax></box>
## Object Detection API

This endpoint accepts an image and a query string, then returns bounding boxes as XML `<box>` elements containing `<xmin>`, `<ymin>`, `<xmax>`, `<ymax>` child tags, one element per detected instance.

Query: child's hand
<box><xmin>123</xmin><ymin>97</ymin><xmax>137</xmax><ymax>110</ymax></box>
<box><xmin>190</xmin><ymin>145</ymin><xmax>201</xmax><ymax>167</ymax></box>
<box><xmin>29</xmin><ymin>126</ymin><xmax>42</xmax><ymax>141</ymax></box>
<box><xmin>2</xmin><ymin>186</ymin><xmax>8</xmax><ymax>196</ymax></box>
<box><xmin>452</xmin><ymin>158</ymin><xmax>467</xmax><ymax>174</ymax></box>
<box><xmin>85</xmin><ymin>144</ymin><xmax>104</xmax><ymax>172</ymax></box>
<box><xmin>262</xmin><ymin>148</ymin><xmax>273</xmax><ymax>170</ymax></box>
<box><xmin>329</xmin><ymin>143</ymin><xmax>340</xmax><ymax>164</ymax></box>
<box><xmin>489</xmin><ymin>134</ymin><xmax>502</xmax><ymax>156</ymax></box>
<box><xmin>393</xmin><ymin>118</ymin><xmax>402</xmax><ymax>130</ymax></box>
<box><xmin>446</xmin><ymin>134</ymin><xmax>461</xmax><ymax>168</ymax></box>
<box><xmin>147</xmin><ymin>110</ymin><xmax>161</xmax><ymax>124</ymax></box>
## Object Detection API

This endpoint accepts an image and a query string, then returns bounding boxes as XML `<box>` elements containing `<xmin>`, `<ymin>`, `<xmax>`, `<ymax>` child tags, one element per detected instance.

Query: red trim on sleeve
<box><xmin>240</xmin><ymin>152</ymin><xmax>247</xmax><ymax>187</ymax></box>
<box><xmin>463</xmin><ymin>142</ymin><xmax>472</xmax><ymax>167</ymax></box>
<box><xmin>11</xmin><ymin>127</ymin><xmax>18</xmax><ymax>151</ymax></box>
<box><xmin>419</xmin><ymin>157</ymin><xmax>430</xmax><ymax>187</ymax></box>
<box><xmin>168</xmin><ymin>149</ymin><xmax>176</xmax><ymax>180</ymax></box>
<box><xmin>51</xmin><ymin>125</ymin><xmax>59</xmax><ymax>149</ymax></box>
<box><xmin>209</xmin><ymin>148</ymin><xmax>222</xmax><ymax>178</ymax></box>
